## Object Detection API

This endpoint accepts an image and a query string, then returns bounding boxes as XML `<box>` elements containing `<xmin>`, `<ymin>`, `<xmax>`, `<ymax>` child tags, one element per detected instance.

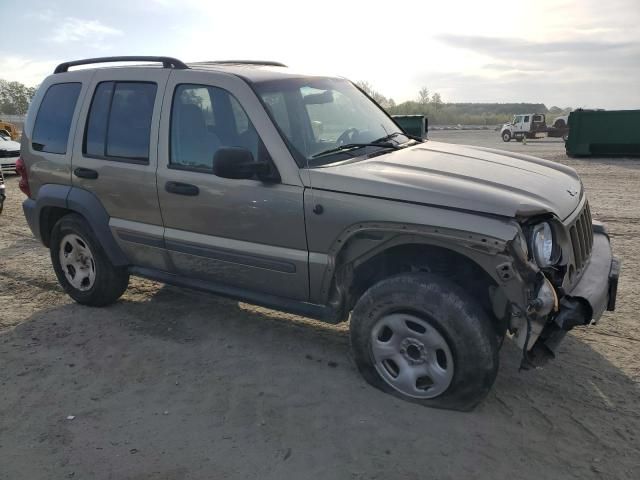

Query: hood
<box><xmin>0</xmin><ymin>139</ymin><xmax>20</xmax><ymax>151</ymax></box>
<box><xmin>306</xmin><ymin>141</ymin><xmax>582</xmax><ymax>220</ymax></box>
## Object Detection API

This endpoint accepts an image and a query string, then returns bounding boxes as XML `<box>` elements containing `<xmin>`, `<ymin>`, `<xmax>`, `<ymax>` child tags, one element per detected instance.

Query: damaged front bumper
<box><xmin>521</xmin><ymin>227</ymin><xmax>620</xmax><ymax>367</ymax></box>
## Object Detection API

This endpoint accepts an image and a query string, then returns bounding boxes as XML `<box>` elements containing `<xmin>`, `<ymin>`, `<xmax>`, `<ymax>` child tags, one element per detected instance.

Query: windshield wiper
<box><xmin>311</xmin><ymin>142</ymin><xmax>398</xmax><ymax>159</ymax></box>
<box><xmin>373</xmin><ymin>131</ymin><xmax>423</xmax><ymax>143</ymax></box>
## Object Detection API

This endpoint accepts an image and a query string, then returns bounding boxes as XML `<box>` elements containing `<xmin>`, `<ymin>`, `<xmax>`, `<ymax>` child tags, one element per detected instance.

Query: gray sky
<box><xmin>4</xmin><ymin>0</ymin><xmax>639</xmax><ymax>108</ymax></box>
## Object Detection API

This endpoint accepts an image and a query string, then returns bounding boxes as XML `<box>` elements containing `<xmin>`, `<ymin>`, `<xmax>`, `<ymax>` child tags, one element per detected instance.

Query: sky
<box><xmin>2</xmin><ymin>0</ymin><xmax>639</xmax><ymax>109</ymax></box>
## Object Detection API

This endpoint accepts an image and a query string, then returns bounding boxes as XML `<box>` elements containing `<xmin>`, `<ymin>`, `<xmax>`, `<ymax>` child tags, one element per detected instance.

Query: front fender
<box><xmin>310</xmin><ymin>220</ymin><xmax>531</xmax><ymax>311</ymax></box>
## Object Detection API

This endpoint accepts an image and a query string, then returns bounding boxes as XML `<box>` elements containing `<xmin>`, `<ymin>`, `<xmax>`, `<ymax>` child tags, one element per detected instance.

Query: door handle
<box><xmin>73</xmin><ymin>167</ymin><xmax>98</xmax><ymax>179</ymax></box>
<box><xmin>165</xmin><ymin>181</ymin><xmax>199</xmax><ymax>196</ymax></box>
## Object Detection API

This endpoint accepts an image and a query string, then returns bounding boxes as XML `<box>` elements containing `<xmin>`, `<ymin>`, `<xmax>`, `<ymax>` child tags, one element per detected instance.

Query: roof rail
<box><xmin>54</xmin><ymin>56</ymin><xmax>189</xmax><ymax>74</ymax></box>
<box><xmin>205</xmin><ymin>60</ymin><xmax>287</xmax><ymax>67</ymax></box>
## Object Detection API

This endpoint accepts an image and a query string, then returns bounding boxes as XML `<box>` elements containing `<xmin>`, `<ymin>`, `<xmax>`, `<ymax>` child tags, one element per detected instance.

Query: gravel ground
<box><xmin>1</xmin><ymin>131</ymin><xmax>639</xmax><ymax>479</ymax></box>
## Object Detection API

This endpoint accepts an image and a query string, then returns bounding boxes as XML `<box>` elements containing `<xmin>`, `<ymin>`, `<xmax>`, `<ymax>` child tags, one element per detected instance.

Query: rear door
<box><xmin>70</xmin><ymin>69</ymin><xmax>171</xmax><ymax>270</ymax></box>
<box><xmin>156</xmin><ymin>70</ymin><xmax>309</xmax><ymax>300</ymax></box>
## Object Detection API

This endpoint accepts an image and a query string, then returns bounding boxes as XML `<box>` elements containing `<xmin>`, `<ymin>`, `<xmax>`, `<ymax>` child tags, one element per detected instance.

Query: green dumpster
<box><xmin>566</xmin><ymin>109</ymin><xmax>640</xmax><ymax>157</ymax></box>
<box><xmin>393</xmin><ymin>115</ymin><xmax>427</xmax><ymax>138</ymax></box>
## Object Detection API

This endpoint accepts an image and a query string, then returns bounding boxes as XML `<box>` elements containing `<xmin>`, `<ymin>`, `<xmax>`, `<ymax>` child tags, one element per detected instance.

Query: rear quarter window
<box><xmin>32</xmin><ymin>83</ymin><xmax>82</xmax><ymax>154</ymax></box>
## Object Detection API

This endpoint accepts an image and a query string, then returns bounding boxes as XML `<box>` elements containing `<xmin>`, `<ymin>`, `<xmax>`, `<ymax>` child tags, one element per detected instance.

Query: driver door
<box><xmin>156</xmin><ymin>70</ymin><xmax>309</xmax><ymax>301</ymax></box>
<box><xmin>513</xmin><ymin>115</ymin><xmax>524</xmax><ymax>133</ymax></box>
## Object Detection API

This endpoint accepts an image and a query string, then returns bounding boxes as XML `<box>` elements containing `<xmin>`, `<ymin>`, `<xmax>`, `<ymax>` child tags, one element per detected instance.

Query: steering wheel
<box><xmin>336</xmin><ymin>128</ymin><xmax>359</xmax><ymax>146</ymax></box>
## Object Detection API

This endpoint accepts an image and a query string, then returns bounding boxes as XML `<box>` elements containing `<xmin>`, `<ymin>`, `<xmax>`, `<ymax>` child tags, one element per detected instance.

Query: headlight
<box><xmin>531</xmin><ymin>222</ymin><xmax>559</xmax><ymax>267</ymax></box>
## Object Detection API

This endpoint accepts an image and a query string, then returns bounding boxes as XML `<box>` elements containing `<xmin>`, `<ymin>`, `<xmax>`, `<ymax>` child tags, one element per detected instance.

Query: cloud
<box><xmin>411</xmin><ymin>69</ymin><xmax>640</xmax><ymax>110</ymax></box>
<box><xmin>24</xmin><ymin>8</ymin><xmax>55</xmax><ymax>22</ymax></box>
<box><xmin>51</xmin><ymin>18</ymin><xmax>123</xmax><ymax>44</ymax></box>
<box><xmin>436</xmin><ymin>34</ymin><xmax>640</xmax><ymax>71</ymax></box>
<box><xmin>482</xmin><ymin>63</ymin><xmax>544</xmax><ymax>74</ymax></box>
<box><xmin>0</xmin><ymin>57</ymin><xmax>58</xmax><ymax>86</ymax></box>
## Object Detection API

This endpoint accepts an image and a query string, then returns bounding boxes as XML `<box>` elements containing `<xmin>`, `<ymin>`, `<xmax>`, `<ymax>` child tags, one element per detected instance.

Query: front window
<box><xmin>169</xmin><ymin>84</ymin><xmax>265</xmax><ymax>172</ymax></box>
<box><xmin>254</xmin><ymin>78</ymin><xmax>409</xmax><ymax>166</ymax></box>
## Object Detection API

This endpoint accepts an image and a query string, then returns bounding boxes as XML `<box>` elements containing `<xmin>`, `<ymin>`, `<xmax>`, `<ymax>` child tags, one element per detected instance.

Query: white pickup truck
<box><xmin>501</xmin><ymin>113</ymin><xmax>569</xmax><ymax>142</ymax></box>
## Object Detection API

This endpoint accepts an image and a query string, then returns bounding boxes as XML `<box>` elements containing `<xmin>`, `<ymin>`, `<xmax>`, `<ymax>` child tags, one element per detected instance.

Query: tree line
<box><xmin>0</xmin><ymin>79</ymin><xmax>37</xmax><ymax>115</ymax></box>
<box><xmin>356</xmin><ymin>81</ymin><xmax>570</xmax><ymax>125</ymax></box>
<box><xmin>1</xmin><ymin>77</ymin><xmax>569</xmax><ymax>126</ymax></box>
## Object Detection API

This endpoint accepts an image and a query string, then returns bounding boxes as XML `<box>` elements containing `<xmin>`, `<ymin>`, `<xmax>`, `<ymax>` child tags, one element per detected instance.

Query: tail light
<box><xmin>15</xmin><ymin>157</ymin><xmax>31</xmax><ymax>198</ymax></box>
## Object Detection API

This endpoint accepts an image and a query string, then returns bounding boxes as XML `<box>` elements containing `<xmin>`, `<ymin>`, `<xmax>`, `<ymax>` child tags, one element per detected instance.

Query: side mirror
<box><xmin>213</xmin><ymin>147</ymin><xmax>267</xmax><ymax>180</ymax></box>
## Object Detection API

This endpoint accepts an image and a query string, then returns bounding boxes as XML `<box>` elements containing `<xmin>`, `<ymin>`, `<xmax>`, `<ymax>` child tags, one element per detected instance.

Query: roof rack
<box><xmin>203</xmin><ymin>60</ymin><xmax>287</xmax><ymax>67</ymax></box>
<box><xmin>54</xmin><ymin>56</ymin><xmax>189</xmax><ymax>74</ymax></box>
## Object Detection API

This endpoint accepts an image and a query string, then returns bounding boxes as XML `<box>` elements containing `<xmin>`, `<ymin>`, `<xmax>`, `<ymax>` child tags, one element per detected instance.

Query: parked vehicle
<box><xmin>550</xmin><ymin>115</ymin><xmax>570</xmax><ymax>141</ymax></box>
<box><xmin>0</xmin><ymin>120</ymin><xmax>19</xmax><ymax>140</ymax></box>
<box><xmin>19</xmin><ymin>56</ymin><xmax>619</xmax><ymax>410</ymax></box>
<box><xmin>0</xmin><ymin>132</ymin><xmax>21</xmax><ymax>173</ymax></box>
<box><xmin>501</xmin><ymin>113</ymin><xmax>569</xmax><ymax>142</ymax></box>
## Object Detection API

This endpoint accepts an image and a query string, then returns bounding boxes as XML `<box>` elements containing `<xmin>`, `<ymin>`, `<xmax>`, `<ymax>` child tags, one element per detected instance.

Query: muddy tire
<box><xmin>50</xmin><ymin>213</ymin><xmax>129</xmax><ymax>306</ymax></box>
<box><xmin>349</xmin><ymin>273</ymin><xmax>499</xmax><ymax>411</ymax></box>
<box><xmin>501</xmin><ymin>131</ymin><xmax>511</xmax><ymax>142</ymax></box>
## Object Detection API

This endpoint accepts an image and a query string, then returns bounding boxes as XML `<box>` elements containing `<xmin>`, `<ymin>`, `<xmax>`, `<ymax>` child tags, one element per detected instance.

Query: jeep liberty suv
<box><xmin>19</xmin><ymin>56</ymin><xmax>619</xmax><ymax>410</ymax></box>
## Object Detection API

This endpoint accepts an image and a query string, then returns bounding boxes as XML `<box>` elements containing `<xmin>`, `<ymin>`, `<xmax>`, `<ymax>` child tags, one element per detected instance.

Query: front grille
<box><xmin>0</xmin><ymin>150</ymin><xmax>19</xmax><ymax>158</ymax></box>
<box><xmin>568</xmin><ymin>202</ymin><xmax>593</xmax><ymax>272</ymax></box>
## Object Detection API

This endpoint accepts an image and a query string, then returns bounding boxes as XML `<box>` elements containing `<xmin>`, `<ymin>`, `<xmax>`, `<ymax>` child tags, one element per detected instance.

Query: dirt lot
<box><xmin>1</xmin><ymin>131</ymin><xmax>639</xmax><ymax>479</ymax></box>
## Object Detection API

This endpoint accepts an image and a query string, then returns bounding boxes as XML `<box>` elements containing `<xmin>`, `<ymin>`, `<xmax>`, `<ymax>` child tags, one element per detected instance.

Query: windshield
<box><xmin>254</xmin><ymin>77</ymin><xmax>409</xmax><ymax>166</ymax></box>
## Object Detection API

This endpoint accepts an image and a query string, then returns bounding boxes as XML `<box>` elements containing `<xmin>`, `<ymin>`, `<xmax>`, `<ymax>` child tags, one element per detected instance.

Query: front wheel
<box><xmin>501</xmin><ymin>131</ymin><xmax>511</xmax><ymax>142</ymax></box>
<box><xmin>50</xmin><ymin>213</ymin><xmax>129</xmax><ymax>306</ymax></box>
<box><xmin>349</xmin><ymin>273</ymin><xmax>499</xmax><ymax>411</ymax></box>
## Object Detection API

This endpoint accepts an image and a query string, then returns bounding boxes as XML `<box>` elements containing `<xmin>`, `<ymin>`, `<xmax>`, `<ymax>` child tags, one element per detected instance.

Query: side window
<box><xmin>32</xmin><ymin>83</ymin><xmax>81</xmax><ymax>154</ymax></box>
<box><xmin>523</xmin><ymin>115</ymin><xmax>530</xmax><ymax>122</ymax></box>
<box><xmin>170</xmin><ymin>84</ymin><xmax>262</xmax><ymax>171</ymax></box>
<box><xmin>230</xmin><ymin>96</ymin><xmax>249</xmax><ymax>134</ymax></box>
<box><xmin>83</xmin><ymin>81</ymin><xmax>157</xmax><ymax>162</ymax></box>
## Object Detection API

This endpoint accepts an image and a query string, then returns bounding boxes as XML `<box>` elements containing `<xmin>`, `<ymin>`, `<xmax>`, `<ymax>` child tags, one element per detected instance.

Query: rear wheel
<box><xmin>501</xmin><ymin>131</ymin><xmax>511</xmax><ymax>142</ymax></box>
<box><xmin>349</xmin><ymin>273</ymin><xmax>499</xmax><ymax>411</ymax></box>
<box><xmin>50</xmin><ymin>214</ymin><xmax>129</xmax><ymax>306</ymax></box>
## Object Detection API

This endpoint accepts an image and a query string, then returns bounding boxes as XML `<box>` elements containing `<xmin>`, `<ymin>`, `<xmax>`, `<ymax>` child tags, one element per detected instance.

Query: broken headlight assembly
<box><xmin>530</xmin><ymin>222</ymin><xmax>560</xmax><ymax>268</ymax></box>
